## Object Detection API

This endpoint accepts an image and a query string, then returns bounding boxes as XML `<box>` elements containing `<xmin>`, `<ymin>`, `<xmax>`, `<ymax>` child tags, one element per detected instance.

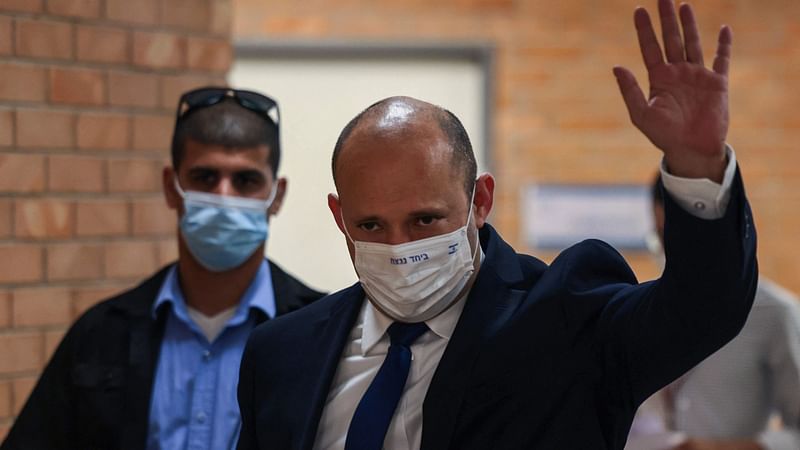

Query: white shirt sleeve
<box><xmin>659</xmin><ymin>145</ymin><xmax>737</xmax><ymax>220</ymax></box>
<box><xmin>757</xmin><ymin>283</ymin><xmax>800</xmax><ymax>450</ymax></box>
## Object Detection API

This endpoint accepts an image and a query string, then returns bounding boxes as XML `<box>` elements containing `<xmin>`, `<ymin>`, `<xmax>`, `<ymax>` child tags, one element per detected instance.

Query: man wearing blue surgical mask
<box><xmin>237</xmin><ymin>2</ymin><xmax>758</xmax><ymax>449</ymax></box>
<box><xmin>3</xmin><ymin>87</ymin><xmax>325</xmax><ymax>450</ymax></box>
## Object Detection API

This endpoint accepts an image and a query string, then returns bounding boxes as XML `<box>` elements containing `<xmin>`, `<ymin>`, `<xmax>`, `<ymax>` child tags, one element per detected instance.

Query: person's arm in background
<box><xmin>755</xmin><ymin>283</ymin><xmax>800</xmax><ymax>450</ymax></box>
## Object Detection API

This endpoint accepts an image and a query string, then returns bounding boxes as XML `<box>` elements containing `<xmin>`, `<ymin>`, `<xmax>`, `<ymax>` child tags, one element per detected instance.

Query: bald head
<box><xmin>332</xmin><ymin>96</ymin><xmax>477</xmax><ymax>197</ymax></box>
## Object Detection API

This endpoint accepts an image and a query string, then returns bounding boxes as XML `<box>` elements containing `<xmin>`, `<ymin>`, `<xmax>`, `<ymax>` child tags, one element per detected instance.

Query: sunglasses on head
<box><xmin>175</xmin><ymin>87</ymin><xmax>280</xmax><ymax>126</ymax></box>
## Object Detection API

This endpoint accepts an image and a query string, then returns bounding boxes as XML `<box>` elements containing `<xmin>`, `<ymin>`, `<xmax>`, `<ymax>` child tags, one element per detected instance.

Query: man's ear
<box><xmin>267</xmin><ymin>177</ymin><xmax>288</xmax><ymax>217</ymax></box>
<box><xmin>473</xmin><ymin>173</ymin><xmax>495</xmax><ymax>228</ymax></box>
<box><xmin>327</xmin><ymin>193</ymin><xmax>345</xmax><ymax>234</ymax></box>
<box><xmin>163</xmin><ymin>167</ymin><xmax>180</xmax><ymax>210</ymax></box>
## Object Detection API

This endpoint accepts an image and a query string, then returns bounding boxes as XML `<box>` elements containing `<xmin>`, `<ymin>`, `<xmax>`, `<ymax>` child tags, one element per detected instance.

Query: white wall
<box><xmin>230</xmin><ymin>54</ymin><xmax>486</xmax><ymax>292</ymax></box>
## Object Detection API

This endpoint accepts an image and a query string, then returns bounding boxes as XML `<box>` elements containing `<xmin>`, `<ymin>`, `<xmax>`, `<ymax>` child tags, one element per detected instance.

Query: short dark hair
<box><xmin>651</xmin><ymin>172</ymin><xmax>664</xmax><ymax>206</ymax></box>
<box><xmin>331</xmin><ymin>99</ymin><xmax>477</xmax><ymax>197</ymax></box>
<box><xmin>171</xmin><ymin>98</ymin><xmax>280</xmax><ymax>175</ymax></box>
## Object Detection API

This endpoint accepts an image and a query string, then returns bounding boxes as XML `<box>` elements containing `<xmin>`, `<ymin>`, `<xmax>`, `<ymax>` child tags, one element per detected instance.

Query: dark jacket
<box><xmin>2</xmin><ymin>259</ymin><xmax>325</xmax><ymax>450</ymax></box>
<box><xmin>237</xmin><ymin>170</ymin><xmax>758</xmax><ymax>450</ymax></box>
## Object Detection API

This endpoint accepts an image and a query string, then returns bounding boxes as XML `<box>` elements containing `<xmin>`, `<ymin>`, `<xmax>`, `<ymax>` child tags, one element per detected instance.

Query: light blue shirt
<box><xmin>146</xmin><ymin>260</ymin><xmax>276</xmax><ymax>450</ymax></box>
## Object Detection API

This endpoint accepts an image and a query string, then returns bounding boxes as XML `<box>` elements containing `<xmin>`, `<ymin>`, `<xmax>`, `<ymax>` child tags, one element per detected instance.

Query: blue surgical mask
<box><xmin>174</xmin><ymin>179</ymin><xmax>277</xmax><ymax>272</ymax></box>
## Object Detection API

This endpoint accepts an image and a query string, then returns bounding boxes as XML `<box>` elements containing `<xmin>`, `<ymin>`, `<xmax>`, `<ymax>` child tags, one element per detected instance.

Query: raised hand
<box><xmin>614</xmin><ymin>0</ymin><xmax>731</xmax><ymax>182</ymax></box>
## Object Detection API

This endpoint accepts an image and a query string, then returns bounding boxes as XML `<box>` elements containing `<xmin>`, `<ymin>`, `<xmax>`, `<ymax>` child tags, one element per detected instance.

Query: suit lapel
<box><xmin>298</xmin><ymin>284</ymin><xmax>366</xmax><ymax>450</ymax></box>
<box><xmin>421</xmin><ymin>225</ymin><xmax>527</xmax><ymax>450</ymax></box>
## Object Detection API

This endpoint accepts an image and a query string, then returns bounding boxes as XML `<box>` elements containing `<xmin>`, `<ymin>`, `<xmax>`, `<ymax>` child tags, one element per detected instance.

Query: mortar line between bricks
<box><xmin>0</xmin><ymin>11</ymin><xmax>230</xmax><ymax>39</ymax></box>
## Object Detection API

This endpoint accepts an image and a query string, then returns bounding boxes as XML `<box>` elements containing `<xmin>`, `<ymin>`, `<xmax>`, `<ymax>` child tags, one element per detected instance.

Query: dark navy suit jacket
<box><xmin>237</xmin><ymin>171</ymin><xmax>757</xmax><ymax>450</ymax></box>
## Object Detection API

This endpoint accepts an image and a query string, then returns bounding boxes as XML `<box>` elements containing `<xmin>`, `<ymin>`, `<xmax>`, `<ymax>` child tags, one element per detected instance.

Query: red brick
<box><xmin>76</xmin><ymin>199</ymin><xmax>128</xmax><ymax>237</ymax></box>
<box><xmin>161</xmin><ymin>0</ymin><xmax>210</xmax><ymax>31</ymax></box>
<box><xmin>48</xmin><ymin>155</ymin><xmax>105</xmax><ymax>193</ymax></box>
<box><xmin>11</xmin><ymin>376</ymin><xmax>36</xmax><ymax>415</ymax></box>
<box><xmin>76</xmin><ymin>25</ymin><xmax>130</xmax><ymax>64</ymax></box>
<box><xmin>157</xmin><ymin>238</ymin><xmax>177</xmax><ymax>265</ymax></box>
<box><xmin>0</xmin><ymin>63</ymin><xmax>47</xmax><ymax>102</ymax></box>
<box><xmin>12</xmin><ymin>287</ymin><xmax>71</xmax><ymax>327</ymax></box>
<box><xmin>105</xmin><ymin>241</ymin><xmax>159</xmax><ymax>278</ymax></box>
<box><xmin>106</xmin><ymin>0</ymin><xmax>157</xmax><ymax>25</ymax></box>
<box><xmin>0</xmin><ymin>200</ymin><xmax>9</xmax><ymax>238</ymax></box>
<box><xmin>77</xmin><ymin>113</ymin><xmax>130</xmax><ymax>150</ymax></box>
<box><xmin>209</xmin><ymin>0</ymin><xmax>232</xmax><ymax>35</ymax></box>
<box><xmin>47</xmin><ymin>0</ymin><xmax>101</xmax><ymax>18</ymax></box>
<box><xmin>47</xmin><ymin>243</ymin><xmax>104</xmax><ymax>281</ymax></box>
<box><xmin>50</xmin><ymin>68</ymin><xmax>106</xmax><ymax>106</ymax></box>
<box><xmin>133</xmin><ymin>114</ymin><xmax>173</xmax><ymax>151</ymax></box>
<box><xmin>14</xmin><ymin>198</ymin><xmax>74</xmax><ymax>239</ymax></box>
<box><xmin>16</xmin><ymin>109</ymin><xmax>75</xmax><ymax>149</ymax></box>
<box><xmin>186</xmin><ymin>37</ymin><xmax>231</xmax><ymax>72</ymax></box>
<box><xmin>133</xmin><ymin>197</ymin><xmax>175</xmax><ymax>235</ymax></box>
<box><xmin>15</xmin><ymin>19</ymin><xmax>73</xmax><ymax>60</ymax></box>
<box><xmin>133</xmin><ymin>31</ymin><xmax>185</xmax><ymax>69</ymax></box>
<box><xmin>0</xmin><ymin>109</ymin><xmax>12</xmax><ymax>146</ymax></box>
<box><xmin>108</xmin><ymin>159</ymin><xmax>162</xmax><ymax>193</ymax></box>
<box><xmin>44</xmin><ymin>327</ymin><xmax>66</xmax><ymax>360</ymax></box>
<box><xmin>0</xmin><ymin>380</ymin><xmax>10</xmax><ymax>418</ymax></box>
<box><xmin>0</xmin><ymin>0</ymin><xmax>43</xmax><ymax>13</ymax></box>
<box><xmin>0</xmin><ymin>290</ymin><xmax>10</xmax><ymax>328</ymax></box>
<box><xmin>0</xmin><ymin>154</ymin><xmax>45</xmax><ymax>193</ymax></box>
<box><xmin>72</xmin><ymin>285</ymin><xmax>122</xmax><ymax>318</ymax></box>
<box><xmin>0</xmin><ymin>16</ymin><xmax>12</xmax><ymax>55</ymax></box>
<box><xmin>108</xmin><ymin>71</ymin><xmax>159</xmax><ymax>108</ymax></box>
<box><xmin>160</xmin><ymin>74</ymin><xmax>218</xmax><ymax>109</ymax></box>
<box><xmin>0</xmin><ymin>333</ymin><xmax>43</xmax><ymax>374</ymax></box>
<box><xmin>0</xmin><ymin>244</ymin><xmax>43</xmax><ymax>283</ymax></box>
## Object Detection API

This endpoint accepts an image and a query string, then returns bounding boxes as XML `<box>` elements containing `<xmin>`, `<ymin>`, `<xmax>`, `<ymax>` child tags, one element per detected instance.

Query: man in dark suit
<box><xmin>2</xmin><ymin>88</ymin><xmax>325</xmax><ymax>450</ymax></box>
<box><xmin>237</xmin><ymin>1</ymin><xmax>757</xmax><ymax>449</ymax></box>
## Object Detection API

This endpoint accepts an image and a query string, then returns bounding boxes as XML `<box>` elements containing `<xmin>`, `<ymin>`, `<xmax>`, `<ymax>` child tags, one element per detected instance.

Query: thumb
<box><xmin>613</xmin><ymin>66</ymin><xmax>647</xmax><ymax>127</ymax></box>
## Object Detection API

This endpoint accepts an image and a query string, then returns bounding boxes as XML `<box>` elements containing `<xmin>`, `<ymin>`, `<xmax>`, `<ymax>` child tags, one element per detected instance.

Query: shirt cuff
<box><xmin>660</xmin><ymin>145</ymin><xmax>737</xmax><ymax>220</ymax></box>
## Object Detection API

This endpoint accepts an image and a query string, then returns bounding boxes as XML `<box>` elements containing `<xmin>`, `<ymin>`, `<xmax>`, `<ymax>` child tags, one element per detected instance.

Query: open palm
<box><xmin>614</xmin><ymin>0</ymin><xmax>731</xmax><ymax>182</ymax></box>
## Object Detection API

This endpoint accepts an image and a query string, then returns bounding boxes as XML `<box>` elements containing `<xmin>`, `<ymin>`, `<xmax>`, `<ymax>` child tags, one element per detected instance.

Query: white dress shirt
<box><xmin>315</xmin><ymin>149</ymin><xmax>738</xmax><ymax>450</ymax></box>
<box><xmin>313</xmin><ymin>276</ymin><xmax>470</xmax><ymax>450</ymax></box>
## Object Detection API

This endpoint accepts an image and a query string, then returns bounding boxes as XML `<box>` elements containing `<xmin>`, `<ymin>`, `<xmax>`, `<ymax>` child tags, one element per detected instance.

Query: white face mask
<box><xmin>342</xmin><ymin>188</ymin><xmax>479</xmax><ymax>322</ymax></box>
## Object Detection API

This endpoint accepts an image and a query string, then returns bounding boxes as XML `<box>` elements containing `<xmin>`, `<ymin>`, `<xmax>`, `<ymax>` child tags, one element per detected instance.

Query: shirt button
<box><xmin>693</xmin><ymin>201</ymin><xmax>706</xmax><ymax>211</ymax></box>
<box><xmin>196</xmin><ymin>412</ymin><xmax>207</xmax><ymax>423</ymax></box>
<box><xmin>203</xmin><ymin>350</ymin><xmax>211</xmax><ymax>360</ymax></box>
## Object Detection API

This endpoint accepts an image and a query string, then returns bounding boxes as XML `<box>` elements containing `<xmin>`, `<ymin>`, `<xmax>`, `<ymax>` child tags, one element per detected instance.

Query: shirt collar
<box><xmin>360</xmin><ymin>292</ymin><xmax>469</xmax><ymax>357</ymax></box>
<box><xmin>152</xmin><ymin>260</ymin><xmax>277</xmax><ymax>324</ymax></box>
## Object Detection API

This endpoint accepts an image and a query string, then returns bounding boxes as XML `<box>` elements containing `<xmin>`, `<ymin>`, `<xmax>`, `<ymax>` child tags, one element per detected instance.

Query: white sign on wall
<box><xmin>522</xmin><ymin>184</ymin><xmax>654</xmax><ymax>251</ymax></box>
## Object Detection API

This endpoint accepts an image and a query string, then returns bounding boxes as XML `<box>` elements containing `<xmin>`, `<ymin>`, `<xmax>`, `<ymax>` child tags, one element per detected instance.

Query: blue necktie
<box><xmin>344</xmin><ymin>321</ymin><xmax>429</xmax><ymax>450</ymax></box>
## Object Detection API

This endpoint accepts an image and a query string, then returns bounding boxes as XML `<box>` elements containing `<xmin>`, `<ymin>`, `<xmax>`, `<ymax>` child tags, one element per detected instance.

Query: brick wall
<box><xmin>232</xmin><ymin>0</ymin><xmax>800</xmax><ymax>287</ymax></box>
<box><xmin>0</xmin><ymin>0</ymin><xmax>232</xmax><ymax>437</ymax></box>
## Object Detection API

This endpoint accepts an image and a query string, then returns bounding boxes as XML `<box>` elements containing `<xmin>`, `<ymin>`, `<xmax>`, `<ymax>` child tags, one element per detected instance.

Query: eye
<box><xmin>233</xmin><ymin>173</ymin><xmax>264</xmax><ymax>191</ymax></box>
<box><xmin>190</xmin><ymin>170</ymin><xmax>218</xmax><ymax>188</ymax></box>
<box><xmin>357</xmin><ymin>222</ymin><xmax>382</xmax><ymax>232</ymax></box>
<box><xmin>414</xmin><ymin>215</ymin><xmax>439</xmax><ymax>226</ymax></box>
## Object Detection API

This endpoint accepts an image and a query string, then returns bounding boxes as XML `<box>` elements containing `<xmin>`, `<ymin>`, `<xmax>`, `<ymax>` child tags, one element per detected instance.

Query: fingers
<box><xmin>635</xmin><ymin>7</ymin><xmax>664</xmax><ymax>70</ymax></box>
<box><xmin>679</xmin><ymin>3</ymin><xmax>704</xmax><ymax>65</ymax></box>
<box><xmin>658</xmin><ymin>0</ymin><xmax>685</xmax><ymax>63</ymax></box>
<box><xmin>613</xmin><ymin>66</ymin><xmax>647</xmax><ymax>126</ymax></box>
<box><xmin>712</xmin><ymin>25</ymin><xmax>733</xmax><ymax>75</ymax></box>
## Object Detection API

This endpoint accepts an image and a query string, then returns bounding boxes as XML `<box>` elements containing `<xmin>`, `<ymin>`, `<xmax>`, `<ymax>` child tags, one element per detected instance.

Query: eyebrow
<box><xmin>352</xmin><ymin>208</ymin><xmax>448</xmax><ymax>223</ymax></box>
<box><xmin>187</xmin><ymin>166</ymin><xmax>266</xmax><ymax>177</ymax></box>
